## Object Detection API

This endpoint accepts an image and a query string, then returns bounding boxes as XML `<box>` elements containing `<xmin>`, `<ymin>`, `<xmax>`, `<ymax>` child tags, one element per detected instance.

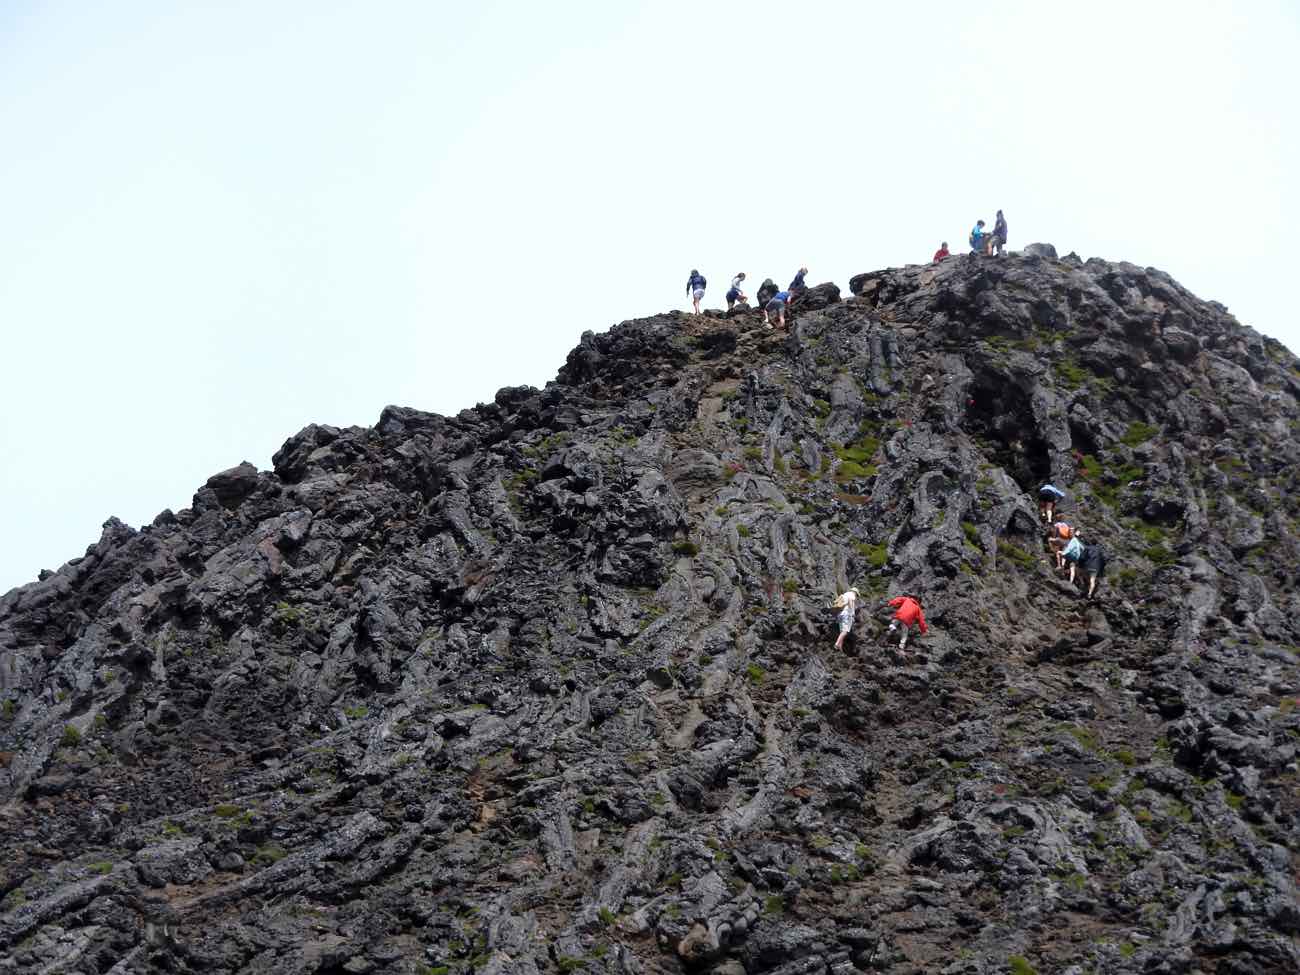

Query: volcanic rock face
<box><xmin>2</xmin><ymin>253</ymin><xmax>1300</xmax><ymax>974</ymax></box>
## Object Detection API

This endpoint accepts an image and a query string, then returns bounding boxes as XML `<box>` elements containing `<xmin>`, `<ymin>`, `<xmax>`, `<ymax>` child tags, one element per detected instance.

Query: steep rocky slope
<box><xmin>2</xmin><ymin>251</ymin><xmax>1299</xmax><ymax>975</ymax></box>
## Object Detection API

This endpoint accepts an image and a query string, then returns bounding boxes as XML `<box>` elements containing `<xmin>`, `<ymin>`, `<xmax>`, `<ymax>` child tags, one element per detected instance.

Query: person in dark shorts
<box><xmin>764</xmin><ymin>290</ymin><xmax>791</xmax><ymax>329</ymax></box>
<box><xmin>725</xmin><ymin>272</ymin><xmax>747</xmax><ymax>310</ymax></box>
<box><xmin>1079</xmin><ymin>542</ymin><xmax>1108</xmax><ymax>599</ymax></box>
<box><xmin>1038</xmin><ymin>483</ymin><xmax>1065</xmax><ymax>522</ymax></box>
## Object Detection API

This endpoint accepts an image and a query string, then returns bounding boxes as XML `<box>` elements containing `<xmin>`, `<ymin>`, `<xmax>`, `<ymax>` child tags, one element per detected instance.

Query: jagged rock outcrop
<box><xmin>2</xmin><ymin>252</ymin><xmax>1299</xmax><ymax>974</ymax></box>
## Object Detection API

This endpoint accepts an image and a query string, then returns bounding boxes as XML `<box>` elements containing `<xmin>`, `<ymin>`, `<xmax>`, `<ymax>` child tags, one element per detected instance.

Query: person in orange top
<box><xmin>885</xmin><ymin>595</ymin><xmax>928</xmax><ymax>651</ymax></box>
<box><xmin>1047</xmin><ymin>521</ymin><xmax>1074</xmax><ymax>569</ymax></box>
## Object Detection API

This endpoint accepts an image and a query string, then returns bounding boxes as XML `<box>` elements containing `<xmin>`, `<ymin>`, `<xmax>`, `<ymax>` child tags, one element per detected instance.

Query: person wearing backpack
<box><xmin>1038</xmin><ymin>483</ymin><xmax>1066</xmax><ymax>522</ymax></box>
<box><xmin>884</xmin><ymin>594</ymin><xmax>928</xmax><ymax>652</ymax></box>
<box><xmin>725</xmin><ymin>272</ymin><xmax>747</xmax><ymax>311</ymax></box>
<box><xmin>1079</xmin><ymin>542</ymin><xmax>1108</xmax><ymax>599</ymax></box>
<box><xmin>686</xmin><ymin>269</ymin><xmax>707</xmax><ymax>315</ymax></box>
<box><xmin>991</xmin><ymin>210</ymin><xmax>1008</xmax><ymax>256</ymax></box>
<box><xmin>831</xmin><ymin>587</ymin><xmax>861</xmax><ymax>652</ymax></box>
<box><xmin>1047</xmin><ymin>521</ymin><xmax>1075</xmax><ymax>569</ymax></box>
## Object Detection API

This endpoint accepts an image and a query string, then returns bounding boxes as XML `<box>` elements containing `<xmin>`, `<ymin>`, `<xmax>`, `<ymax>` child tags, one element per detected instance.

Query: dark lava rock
<box><xmin>1</xmin><ymin>253</ymin><xmax>1298</xmax><ymax>975</ymax></box>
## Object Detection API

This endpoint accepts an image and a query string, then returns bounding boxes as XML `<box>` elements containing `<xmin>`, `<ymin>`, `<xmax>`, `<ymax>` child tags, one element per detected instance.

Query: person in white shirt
<box><xmin>832</xmin><ymin>587</ymin><xmax>861</xmax><ymax>651</ymax></box>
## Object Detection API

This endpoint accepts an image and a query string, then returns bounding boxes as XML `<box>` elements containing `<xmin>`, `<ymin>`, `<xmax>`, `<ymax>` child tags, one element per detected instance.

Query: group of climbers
<box><xmin>1039</xmin><ymin>484</ymin><xmax>1108</xmax><ymax>600</ymax></box>
<box><xmin>686</xmin><ymin>266</ymin><xmax>809</xmax><ymax>330</ymax></box>
<box><xmin>831</xmin><ymin>588</ymin><xmax>927</xmax><ymax>656</ymax></box>
<box><xmin>934</xmin><ymin>210</ymin><xmax>1008</xmax><ymax>262</ymax></box>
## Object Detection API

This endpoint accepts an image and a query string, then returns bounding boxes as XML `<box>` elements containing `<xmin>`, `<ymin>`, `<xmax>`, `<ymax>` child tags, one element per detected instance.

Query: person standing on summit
<box><xmin>789</xmin><ymin>266</ymin><xmax>809</xmax><ymax>295</ymax></box>
<box><xmin>991</xmin><ymin>210</ymin><xmax>1008</xmax><ymax>256</ymax></box>
<box><xmin>686</xmin><ymin>269</ymin><xmax>707</xmax><ymax>315</ymax></box>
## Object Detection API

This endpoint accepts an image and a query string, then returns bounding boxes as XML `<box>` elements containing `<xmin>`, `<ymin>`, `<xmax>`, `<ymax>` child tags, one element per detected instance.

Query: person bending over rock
<box><xmin>764</xmin><ymin>290</ymin><xmax>791</xmax><ymax>329</ymax></box>
<box><xmin>1038</xmin><ymin>483</ymin><xmax>1065</xmax><ymax>522</ymax></box>
<box><xmin>991</xmin><ymin>210</ymin><xmax>1008</xmax><ymax>256</ymax></box>
<box><xmin>932</xmin><ymin>241</ymin><xmax>950</xmax><ymax>262</ymax></box>
<box><xmin>1060</xmin><ymin>533</ymin><xmax>1085</xmax><ymax>584</ymax></box>
<box><xmin>686</xmin><ymin>269</ymin><xmax>707</xmax><ymax>315</ymax></box>
<box><xmin>885</xmin><ymin>595</ymin><xmax>927</xmax><ymax>652</ymax></box>
<box><xmin>725</xmin><ymin>272</ymin><xmax>747</xmax><ymax>311</ymax></box>
<box><xmin>789</xmin><ymin>266</ymin><xmax>809</xmax><ymax>295</ymax></box>
<box><xmin>1079</xmin><ymin>542</ymin><xmax>1108</xmax><ymax>600</ymax></box>
<box><xmin>1047</xmin><ymin>521</ymin><xmax>1075</xmax><ymax>569</ymax></box>
<box><xmin>970</xmin><ymin>219</ymin><xmax>990</xmax><ymax>255</ymax></box>
<box><xmin>832</xmin><ymin>587</ymin><xmax>860</xmax><ymax>652</ymax></box>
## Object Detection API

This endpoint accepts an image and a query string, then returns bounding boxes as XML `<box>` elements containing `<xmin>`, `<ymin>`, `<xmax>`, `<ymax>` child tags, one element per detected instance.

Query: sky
<box><xmin>1</xmin><ymin>0</ymin><xmax>1298</xmax><ymax>592</ymax></box>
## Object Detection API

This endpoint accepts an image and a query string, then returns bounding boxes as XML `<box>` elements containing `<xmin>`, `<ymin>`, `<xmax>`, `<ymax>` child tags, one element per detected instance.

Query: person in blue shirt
<box><xmin>1038</xmin><ymin>483</ymin><xmax>1065</xmax><ymax>522</ymax></box>
<box><xmin>686</xmin><ymin>269</ymin><xmax>707</xmax><ymax>315</ymax></box>
<box><xmin>725</xmin><ymin>272</ymin><xmax>747</xmax><ymax>311</ymax></box>
<box><xmin>970</xmin><ymin>220</ymin><xmax>989</xmax><ymax>255</ymax></box>
<box><xmin>789</xmin><ymin>266</ymin><xmax>809</xmax><ymax>293</ymax></box>
<box><xmin>764</xmin><ymin>290</ymin><xmax>792</xmax><ymax>329</ymax></box>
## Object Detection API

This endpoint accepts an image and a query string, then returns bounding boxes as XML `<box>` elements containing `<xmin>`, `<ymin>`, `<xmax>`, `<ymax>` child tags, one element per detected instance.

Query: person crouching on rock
<box><xmin>1038</xmin><ymin>483</ymin><xmax>1065</xmax><ymax>522</ymax></box>
<box><xmin>686</xmin><ymin>268</ymin><xmax>707</xmax><ymax>315</ymax></box>
<box><xmin>932</xmin><ymin>241</ymin><xmax>950</xmax><ymax>262</ymax></box>
<box><xmin>726</xmin><ymin>272</ymin><xmax>747</xmax><ymax>311</ymax></box>
<box><xmin>764</xmin><ymin>290</ymin><xmax>791</xmax><ymax>329</ymax></box>
<box><xmin>1047</xmin><ymin>521</ymin><xmax>1075</xmax><ymax>569</ymax></box>
<box><xmin>832</xmin><ymin>587</ymin><xmax>861</xmax><ymax>651</ymax></box>
<box><xmin>885</xmin><ymin>594</ymin><xmax>927</xmax><ymax>652</ymax></box>
<box><xmin>1079</xmin><ymin>542</ymin><xmax>1108</xmax><ymax>600</ymax></box>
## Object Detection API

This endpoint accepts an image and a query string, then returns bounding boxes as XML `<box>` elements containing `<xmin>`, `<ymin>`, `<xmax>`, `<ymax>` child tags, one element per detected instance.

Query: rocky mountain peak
<box><xmin>2</xmin><ymin>250</ymin><xmax>1298</xmax><ymax>974</ymax></box>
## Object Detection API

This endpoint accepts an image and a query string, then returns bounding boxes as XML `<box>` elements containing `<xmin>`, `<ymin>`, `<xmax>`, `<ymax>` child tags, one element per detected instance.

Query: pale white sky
<box><xmin>2</xmin><ymin>0</ymin><xmax>1297</xmax><ymax>591</ymax></box>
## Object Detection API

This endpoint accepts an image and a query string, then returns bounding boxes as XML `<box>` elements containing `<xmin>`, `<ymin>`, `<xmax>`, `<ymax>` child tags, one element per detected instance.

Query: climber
<box><xmin>725</xmin><ymin>272</ymin><xmax>747</xmax><ymax>311</ymax></box>
<box><xmin>832</xmin><ymin>587</ymin><xmax>861</xmax><ymax>651</ymax></box>
<box><xmin>764</xmin><ymin>290</ymin><xmax>791</xmax><ymax>329</ymax></box>
<box><xmin>970</xmin><ymin>220</ymin><xmax>989</xmax><ymax>255</ymax></box>
<box><xmin>1038</xmin><ymin>483</ymin><xmax>1066</xmax><ymax>522</ymax></box>
<box><xmin>1047</xmin><ymin>521</ymin><xmax>1075</xmax><ymax>569</ymax></box>
<box><xmin>789</xmin><ymin>266</ymin><xmax>809</xmax><ymax>295</ymax></box>
<box><xmin>686</xmin><ymin>269</ymin><xmax>707</xmax><ymax>315</ymax></box>
<box><xmin>1078</xmin><ymin>542</ymin><xmax>1108</xmax><ymax>599</ymax></box>
<box><xmin>991</xmin><ymin>210</ymin><xmax>1008</xmax><ymax>256</ymax></box>
<box><xmin>1060</xmin><ymin>533</ymin><xmax>1085</xmax><ymax>584</ymax></box>
<box><xmin>885</xmin><ymin>594</ymin><xmax>927</xmax><ymax>652</ymax></box>
<box><xmin>932</xmin><ymin>242</ymin><xmax>950</xmax><ymax>262</ymax></box>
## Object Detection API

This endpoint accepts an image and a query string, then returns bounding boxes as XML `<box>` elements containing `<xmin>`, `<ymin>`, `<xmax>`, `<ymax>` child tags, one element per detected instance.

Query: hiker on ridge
<box><xmin>970</xmin><ymin>220</ymin><xmax>990</xmax><ymax>255</ymax></box>
<box><xmin>991</xmin><ymin>210</ymin><xmax>1008</xmax><ymax>256</ymax></box>
<box><xmin>933</xmin><ymin>242</ymin><xmax>950</xmax><ymax>262</ymax></box>
<box><xmin>725</xmin><ymin>272</ymin><xmax>747</xmax><ymax>311</ymax></box>
<box><xmin>832</xmin><ymin>587</ymin><xmax>861</xmax><ymax>652</ymax></box>
<box><xmin>1078</xmin><ymin>541</ymin><xmax>1108</xmax><ymax>600</ymax></box>
<box><xmin>789</xmin><ymin>266</ymin><xmax>809</xmax><ymax>295</ymax></box>
<box><xmin>686</xmin><ymin>269</ymin><xmax>707</xmax><ymax>315</ymax></box>
<box><xmin>1038</xmin><ymin>483</ymin><xmax>1065</xmax><ymax>522</ymax></box>
<box><xmin>764</xmin><ymin>289</ymin><xmax>792</xmax><ymax>329</ymax></box>
<box><xmin>885</xmin><ymin>594</ymin><xmax>927</xmax><ymax>652</ymax></box>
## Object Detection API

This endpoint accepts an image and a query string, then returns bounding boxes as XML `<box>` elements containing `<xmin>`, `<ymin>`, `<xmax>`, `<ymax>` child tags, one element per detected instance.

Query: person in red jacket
<box><xmin>932</xmin><ymin>241</ymin><xmax>950</xmax><ymax>262</ymax></box>
<box><xmin>885</xmin><ymin>594</ymin><xmax>927</xmax><ymax>651</ymax></box>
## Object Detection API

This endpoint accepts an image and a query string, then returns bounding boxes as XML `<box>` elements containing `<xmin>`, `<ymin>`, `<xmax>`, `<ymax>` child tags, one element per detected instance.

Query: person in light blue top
<box><xmin>764</xmin><ymin>290</ymin><xmax>791</xmax><ymax>329</ymax></box>
<box><xmin>970</xmin><ymin>219</ymin><xmax>990</xmax><ymax>255</ymax></box>
<box><xmin>1060</xmin><ymin>533</ymin><xmax>1085</xmax><ymax>584</ymax></box>
<box><xmin>1038</xmin><ymin>483</ymin><xmax>1065</xmax><ymax>522</ymax></box>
